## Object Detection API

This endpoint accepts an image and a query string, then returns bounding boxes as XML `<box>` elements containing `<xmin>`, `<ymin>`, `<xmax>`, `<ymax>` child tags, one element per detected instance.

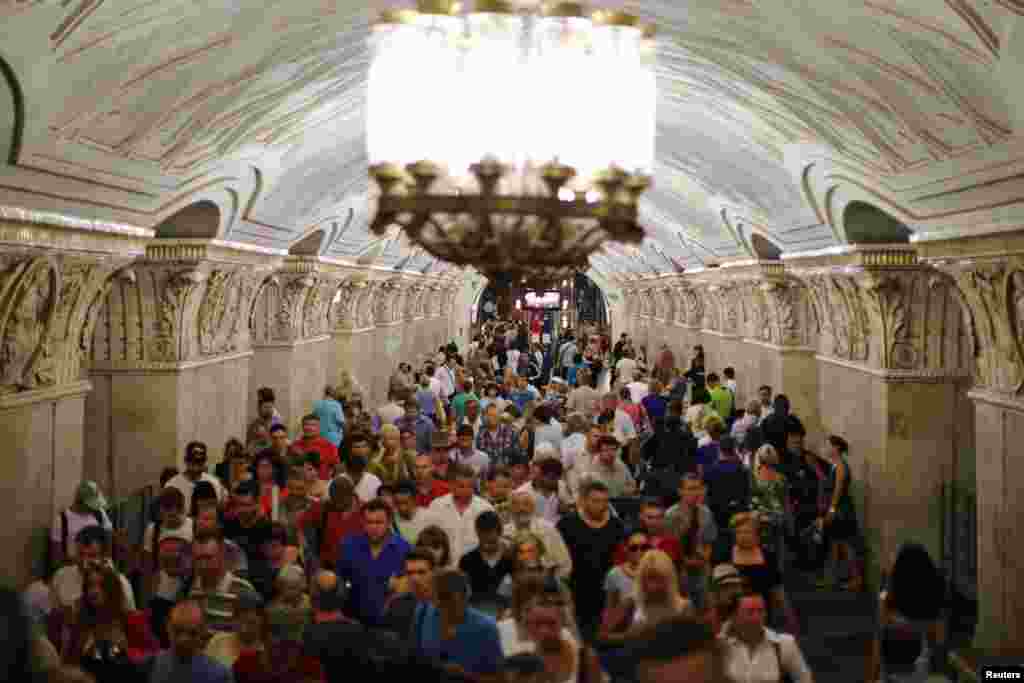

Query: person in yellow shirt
<box><xmin>707</xmin><ymin>373</ymin><xmax>734</xmax><ymax>425</ymax></box>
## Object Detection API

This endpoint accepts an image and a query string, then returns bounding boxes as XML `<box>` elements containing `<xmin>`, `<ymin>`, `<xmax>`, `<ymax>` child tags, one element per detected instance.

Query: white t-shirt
<box><xmin>560</xmin><ymin>432</ymin><xmax>586</xmax><ymax>472</ymax></box>
<box><xmin>616</xmin><ymin>358</ymin><xmax>638</xmax><ymax>384</ymax></box>
<box><xmin>142</xmin><ymin>517</ymin><xmax>194</xmax><ymax>553</ymax></box>
<box><xmin>51</xmin><ymin>563</ymin><xmax>136</xmax><ymax>611</ymax></box>
<box><xmin>353</xmin><ymin>472</ymin><xmax>382</xmax><ymax>503</ymax></box>
<box><xmin>613</xmin><ymin>409</ymin><xmax>637</xmax><ymax>444</ymax></box>
<box><xmin>507</xmin><ymin>349</ymin><xmax>521</xmax><ymax>370</ymax></box>
<box><xmin>626</xmin><ymin>381</ymin><xmax>650</xmax><ymax>404</ymax></box>
<box><xmin>50</xmin><ymin>508</ymin><xmax>113</xmax><ymax>560</ymax></box>
<box><xmin>166</xmin><ymin>473</ymin><xmax>227</xmax><ymax>512</ymax></box>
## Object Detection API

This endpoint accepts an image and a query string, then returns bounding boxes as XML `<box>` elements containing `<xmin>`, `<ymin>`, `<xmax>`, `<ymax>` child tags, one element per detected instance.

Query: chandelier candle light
<box><xmin>367</xmin><ymin>0</ymin><xmax>656</xmax><ymax>281</ymax></box>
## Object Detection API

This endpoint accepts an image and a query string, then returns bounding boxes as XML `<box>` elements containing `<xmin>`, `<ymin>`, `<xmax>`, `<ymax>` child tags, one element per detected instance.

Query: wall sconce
<box><xmin>562</xmin><ymin>299</ymin><xmax>568</xmax><ymax>310</ymax></box>
<box><xmin>515</xmin><ymin>299</ymin><xmax>521</xmax><ymax>310</ymax></box>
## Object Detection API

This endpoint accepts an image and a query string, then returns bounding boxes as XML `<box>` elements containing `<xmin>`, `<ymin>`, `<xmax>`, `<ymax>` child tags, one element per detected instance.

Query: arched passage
<box><xmin>289</xmin><ymin>229</ymin><xmax>325</xmax><ymax>256</ymax></box>
<box><xmin>153</xmin><ymin>200</ymin><xmax>221</xmax><ymax>239</ymax></box>
<box><xmin>750</xmin><ymin>232</ymin><xmax>783</xmax><ymax>260</ymax></box>
<box><xmin>842</xmin><ymin>201</ymin><xmax>912</xmax><ymax>244</ymax></box>
<box><xmin>0</xmin><ymin>55</ymin><xmax>24</xmax><ymax>164</ymax></box>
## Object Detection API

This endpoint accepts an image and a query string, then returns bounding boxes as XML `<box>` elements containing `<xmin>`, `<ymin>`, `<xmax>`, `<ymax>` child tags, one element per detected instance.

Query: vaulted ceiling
<box><xmin>1</xmin><ymin>0</ymin><xmax>1021</xmax><ymax>281</ymax></box>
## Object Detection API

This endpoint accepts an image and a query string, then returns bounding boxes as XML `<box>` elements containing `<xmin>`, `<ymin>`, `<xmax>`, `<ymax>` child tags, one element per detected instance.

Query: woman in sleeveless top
<box><xmin>821</xmin><ymin>435</ymin><xmax>861</xmax><ymax>590</ymax></box>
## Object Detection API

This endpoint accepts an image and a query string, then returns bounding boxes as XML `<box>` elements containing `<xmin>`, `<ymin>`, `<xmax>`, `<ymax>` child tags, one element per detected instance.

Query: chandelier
<box><xmin>366</xmin><ymin>0</ymin><xmax>656</xmax><ymax>282</ymax></box>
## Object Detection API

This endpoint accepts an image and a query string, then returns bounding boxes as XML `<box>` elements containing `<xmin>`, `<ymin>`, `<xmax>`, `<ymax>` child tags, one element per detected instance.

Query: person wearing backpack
<box><xmin>719</xmin><ymin>591</ymin><xmax>815</xmax><ymax>682</ymax></box>
<box><xmin>702</xmin><ymin>436</ymin><xmax>752</xmax><ymax>533</ymax></box>
<box><xmin>49</xmin><ymin>481</ymin><xmax>113</xmax><ymax>574</ymax></box>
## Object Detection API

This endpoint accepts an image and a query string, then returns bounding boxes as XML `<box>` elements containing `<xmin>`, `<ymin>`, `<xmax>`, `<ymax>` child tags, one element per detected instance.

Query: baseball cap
<box><xmin>711</xmin><ymin>563</ymin><xmax>744</xmax><ymax>588</ymax></box>
<box><xmin>74</xmin><ymin>481</ymin><xmax>108</xmax><ymax>512</ymax></box>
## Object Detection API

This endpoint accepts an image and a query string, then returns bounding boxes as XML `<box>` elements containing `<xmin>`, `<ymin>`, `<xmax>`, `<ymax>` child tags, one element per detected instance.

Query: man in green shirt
<box><xmin>451</xmin><ymin>377</ymin><xmax>480</xmax><ymax>426</ymax></box>
<box><xmin>707</xmin><ymin>372</ymin><xmax>734</xmax><ymax>423</ymax></box>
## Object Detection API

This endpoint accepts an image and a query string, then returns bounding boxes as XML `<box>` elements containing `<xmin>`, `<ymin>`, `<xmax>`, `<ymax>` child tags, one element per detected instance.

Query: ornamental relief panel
<box><xmin>302</xmin><ymin>278</ymin><xmax>336</xmax><ymax>338</ymax></box>
<box><xmin>356</xmin><ymin>284</ymin><xmax>378</xmax><ymax>329</ymax></box>
<box><xmin>941</xmin><ymin>260</ymin><xmax>1024</xmax><ymax>395</ymax></box>
<box><xmin>196</xmin><ymin>269</ymin><xmax>248</xmax><ymax>356</ymax></box>
<box><xmin>0</xmin><ymin>257</ymin><xmax>59</xmax><ymax>394</ymax></box>
<box><xmin>330</xmin><ymin>283</ymin><xmax>360</xmax><ymax>330</ymax></box>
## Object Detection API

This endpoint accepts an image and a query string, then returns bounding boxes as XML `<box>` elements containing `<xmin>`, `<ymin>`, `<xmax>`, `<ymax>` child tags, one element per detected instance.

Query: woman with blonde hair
<box><xmin>369</xmin><ymin>424</ymin><xmax>414</xmax><ymax>485</ymax></box>
<box><xmin>598</xmin><ymin>550</ymin><xmax>692</xmax><ymax>646</ymax></box>
<box><xmin>633</xmin><ymin>549</ymin><xmax>692</xmax><ymax>627</ymax></box>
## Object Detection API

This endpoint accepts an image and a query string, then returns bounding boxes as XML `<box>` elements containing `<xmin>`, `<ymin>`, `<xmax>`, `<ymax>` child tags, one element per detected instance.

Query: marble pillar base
<box><xmin>969</xmin><ymin>390</ymin><xmax>1024</xmax><ymax>655</ymax></box>
<box><xmin>249</xmin><ymin>336</ymin><xmax>331</xmax><ymax>433</ymax></box>
<box><xmin>0</xmin><ymin>381</ymin><xmax>91</xmax><ymax>584</ymax></box>
<box><xmin>85</xmin><ymin>352</ymin><xmax>252</xmax><ymax>496</ymax></box>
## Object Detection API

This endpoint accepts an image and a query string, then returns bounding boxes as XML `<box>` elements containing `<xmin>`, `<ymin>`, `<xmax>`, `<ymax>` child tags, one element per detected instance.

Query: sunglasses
<box><xmin>629</xmin><ymin>544</ymin><xmax>652</xmax><ymax>552</ymax></box>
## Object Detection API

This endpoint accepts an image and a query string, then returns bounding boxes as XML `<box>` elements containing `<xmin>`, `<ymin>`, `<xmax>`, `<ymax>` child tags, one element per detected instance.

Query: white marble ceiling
<box><xmin>0</xmin><ymin>0</ymin><xmax>1019</xmax><ymax>278</ymax></box>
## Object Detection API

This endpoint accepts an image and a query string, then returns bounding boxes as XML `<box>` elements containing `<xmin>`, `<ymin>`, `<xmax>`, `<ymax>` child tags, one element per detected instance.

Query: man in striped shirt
<box><xmin>189</xmin><ymin>529</ymin><xmax>260</xmax><ymax>632</ymax></box>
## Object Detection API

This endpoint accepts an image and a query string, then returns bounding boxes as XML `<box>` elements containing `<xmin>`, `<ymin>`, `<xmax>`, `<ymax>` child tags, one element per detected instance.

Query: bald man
<box><xmin>311</xmin><ymin>570</ymin><xmax>350</xmax><ymax>623</ymax></box>
<box><xmin>145</xmin><ymin>599</ymin><xmax>231</xmax><ymax>683</ymax></box>
<box><xmin>502</xmin><ymin>492</ymin><xmax>573</xmax><ymax>581</ymax></box>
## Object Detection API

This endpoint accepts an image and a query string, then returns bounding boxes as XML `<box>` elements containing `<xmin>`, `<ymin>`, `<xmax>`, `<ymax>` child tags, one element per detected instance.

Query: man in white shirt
<box><xmin>615</xmin><ymin>351</ymin><xmax>638</xmax><ymax>386</ymax></box>
<box><xmin>424</xmin><ymin>463</ymin><xmax>495</xmax><ymax>563</ymax></box>
<box><xmin>719</xmin><ymin>592</ymin><xmax>814</xmax><ymax>683</ymax></box>
<box><xmin>344</xmin><ymin>441</ymin><xmax>382</xmax><ymax>504</ymax></box>
<box><xmin>434</xmin><ymin>357</ymin><xmax>456</xmax><ymax>402</ymax></box>
<box><xmin>515</xmin><ymin>444</ymin><xmax>574</xmax><ymax>524</ymax></box>
<box><xmin>166</xmin><ymin>441</ymin><xmax>227</xmax><ymax>512</ymax></box>
<box><xmin>579</xmin><ymin>434</ymin><xmax>636</xmax><ymax>498</ymax></box>
<box><xmin>375</xmin><ymin>388</ymin><xmax>407</xmax><ymax>432</ymax></box>
<box><xmin>503</xmin><ymin>491</ymin><xmax>573</xmax><ymax>580</ymax></box>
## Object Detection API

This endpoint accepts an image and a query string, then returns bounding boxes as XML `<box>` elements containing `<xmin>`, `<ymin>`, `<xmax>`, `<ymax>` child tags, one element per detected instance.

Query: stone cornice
<box><xmin>967</xmin><ymin>388</ymin><xmax>1024</xmax><ymax>413</ymax></box>
<box><xmin>915</xmin><ymin>230</ymin><xmax>1024</xmax><ymax>263</ymax></box>
<box><xmin>144</xmin><ymin>239</ymin><xmax>284</xmax><ymax>268</ymax></box>
<box><xmin>251</xmin><ymin>335</ymin><xmax>331</xmax><ymax>350</ymax></box>
<box><xmin>88</xmin><ymin>350</ymin><xmax>254</xmax><ymax>374</ymax></box>
<box><xmin>0</xmin><ymin>379</ymin><xmax>93</xmax><ymax>410</ymax></box>
<box><xmin>783</xmin><ymin>244</ymin><xmax>919</xmax><ymax>271</ymax></box>
<box><xmin>816</xmin><ymin>354</ymin><xmax>970</xmax><ymax>383</ymax></box>
<box><xmin>742</xmin><ymin>339</ymin><xmax>817</xmax><ymax>355</ymax></box>
<box><xmin>0</xmin><ymin>217</ymin><xmax>151</xmax><ymax>256</ymax></box>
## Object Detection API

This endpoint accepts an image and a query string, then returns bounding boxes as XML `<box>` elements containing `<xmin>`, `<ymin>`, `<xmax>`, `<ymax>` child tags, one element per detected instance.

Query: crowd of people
<box><xmin>5</xmin><ymin>323</ymin><xmax>953</xmax><ymax>683</ymax></box>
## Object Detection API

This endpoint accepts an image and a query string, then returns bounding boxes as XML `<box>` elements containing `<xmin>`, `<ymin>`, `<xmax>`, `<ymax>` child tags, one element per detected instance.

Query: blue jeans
<box><xmin>686</xmin><ymin>570</ymin><xmax>708</xmax><ymax>611</ymax></box>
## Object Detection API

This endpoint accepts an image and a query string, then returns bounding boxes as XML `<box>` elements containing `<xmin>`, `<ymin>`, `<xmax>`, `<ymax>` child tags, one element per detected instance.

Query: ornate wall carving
<box><xmin>937</xmin><ymin>258</ymin><xmax>1024</xmax><ymax>396</ymax></box>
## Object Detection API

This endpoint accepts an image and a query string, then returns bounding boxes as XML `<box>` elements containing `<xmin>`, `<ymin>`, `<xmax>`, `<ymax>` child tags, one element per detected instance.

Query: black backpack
<box><xmin>705</xmin><ymin>466</ymin><xmax>752</xmax><ymax>530</ymax></box>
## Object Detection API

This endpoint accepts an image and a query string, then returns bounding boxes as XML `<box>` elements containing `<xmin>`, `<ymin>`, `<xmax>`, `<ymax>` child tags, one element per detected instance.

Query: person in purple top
<box><xmin>336</xmin><ymin>498</ymin><xmax>411</xmax><ymax>626</ymax></box>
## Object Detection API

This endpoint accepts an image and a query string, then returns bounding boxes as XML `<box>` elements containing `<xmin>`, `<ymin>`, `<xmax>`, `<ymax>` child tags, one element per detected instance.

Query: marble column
<box><xmin>921</xmin><ymin>239</ymin><xmax>1024</xmax><ymax>656</ymax></box>
<box><xmin>248</xmin><ymin>256</ymin><xmax>339</xmax><ymax>431</ymax></box>
<box><xmin>791</xmin><ymin>247</ymin><xmax>973</xmax><ymax>587</ymax></box>
<box><xmin>85</xmin><ymin>239</ymin><xmax>279</xmax><ymax>494</ymax></box>
<box><xmin>0</xmin><ymin>217</ymin><xmax>144</xmax><ymax>583</ymax></box>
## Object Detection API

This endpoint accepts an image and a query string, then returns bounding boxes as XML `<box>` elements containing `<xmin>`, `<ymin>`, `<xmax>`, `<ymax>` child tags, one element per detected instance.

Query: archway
<box><xmin>842</xmin><ymin>201</ymin><xmax>912</xmax><ymax>244</ymax></box>
<box><xmin>0</xmin><ymin>55</ymin><xmax>24</xmax><ymax>164</ymax></box>
<box><xmin>289</xmin><ymin>229</ymin><xmax>325</xmax><ymax>256</ymax></box>
<box><xmin>153</xmin><ymin>200</ymin><xmax>221</xmax><ymax>239</ymax></box>
<box><xmin>750</xmin><ymin>232</ymin><xmax>782</xmax><ymax>260</ymax></box>
<box><xmin>472</xmin><ymin>272</ymin><xmax>609</xmax><ymax>344</ymax></box>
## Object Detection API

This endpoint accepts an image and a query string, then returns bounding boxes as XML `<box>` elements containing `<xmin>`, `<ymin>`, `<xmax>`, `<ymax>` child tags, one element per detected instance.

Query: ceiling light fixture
<box><xmin>366</xmin><ymin>0</ymin><xmax>656</xmax><ymax>282</ymax></box>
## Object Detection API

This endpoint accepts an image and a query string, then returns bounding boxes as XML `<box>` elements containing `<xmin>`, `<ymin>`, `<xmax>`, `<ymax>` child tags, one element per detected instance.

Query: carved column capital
<box><xmin>930</xmin><ymin>255</ymin><xmax>1024</xmax><ymax>398</ymax></box>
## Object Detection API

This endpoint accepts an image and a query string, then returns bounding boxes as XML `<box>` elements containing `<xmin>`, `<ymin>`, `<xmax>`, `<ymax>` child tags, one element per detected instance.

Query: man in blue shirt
<box><xmin>336</xmin><ymin>498</ymin><xmax>411</xmax><ymax>626</ymax></box>
<box><xmin>412</xmin><ymin>568</ymin><xmax>504</xmax><ymax>681</ymax></box>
